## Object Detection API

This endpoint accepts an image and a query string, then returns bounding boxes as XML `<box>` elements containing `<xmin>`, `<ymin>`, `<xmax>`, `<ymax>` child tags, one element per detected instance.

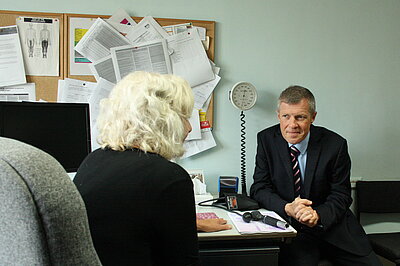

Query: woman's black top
<box><xmin>74</xmin><ymin>148</ymin><xmax>199</xmax><ymax>266</ymax></box>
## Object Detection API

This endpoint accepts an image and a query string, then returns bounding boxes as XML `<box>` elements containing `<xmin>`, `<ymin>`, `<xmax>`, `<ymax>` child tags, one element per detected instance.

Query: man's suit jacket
<box><xmin>250</xmin><ymin>124</ymin><xmax>371</xmax><ymax>256</ymax></box>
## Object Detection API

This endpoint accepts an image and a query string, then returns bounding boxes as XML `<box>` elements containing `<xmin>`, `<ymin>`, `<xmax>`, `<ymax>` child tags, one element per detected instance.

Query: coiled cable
<box><xmin>240</xmin><ymin>110</ymin><xmax>247</xmax><ymax>196</ymax></box>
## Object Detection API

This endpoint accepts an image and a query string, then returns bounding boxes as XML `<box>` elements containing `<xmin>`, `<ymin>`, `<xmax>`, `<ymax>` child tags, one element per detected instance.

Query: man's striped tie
<box><xmin>290</xmin><ymin>145</ymin><xmax>301</xmax><ymax>198</ymax></box>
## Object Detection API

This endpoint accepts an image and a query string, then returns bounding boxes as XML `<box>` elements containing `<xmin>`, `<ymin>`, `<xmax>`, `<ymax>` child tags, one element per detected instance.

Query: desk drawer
<box><xmin>199</xmin><ymin>246</ymin><xmax>279</xmax><ymax>266</ymax></box>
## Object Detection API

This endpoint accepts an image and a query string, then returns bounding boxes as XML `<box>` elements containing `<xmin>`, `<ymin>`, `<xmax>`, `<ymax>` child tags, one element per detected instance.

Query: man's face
<box><xmin>277</xmin><ymin>98</ymin><xmax>316</xmax><ymax>144</ymax></box>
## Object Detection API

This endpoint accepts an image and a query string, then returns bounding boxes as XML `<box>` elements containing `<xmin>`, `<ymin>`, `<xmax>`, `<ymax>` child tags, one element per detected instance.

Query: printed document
<box><xmin>200</xmin><ymin>95</ymin><xmax>212</xmax><ymax>114</ymax></box>
<box><xmin>87</xmin><ymin>78</ymin><xmax>114</xmax><ymax>151</ymax></box>
<box><xmin>210</xmin><ymin>60</ymin><xmax>220</xmax><ymax>75</ymax></box>
<box><xmin>125</xmin><ymin>16</ymin><xmax>169</xmax><ymax>45</ymax></box>
<box><xmin>16</xmin><ymin>17</ymin><xmax>59</xmax><ymax>76</ymax></box>
<box><xmin>193</xmin><ymin>75</ymin><xmax>220</xmax><ymax>109</ymax></box>
<box><xmin>107</xmin><ymin>8</ymin><xmax>136</xmax><ymax>35</ymax></box>
<box><xmin>163</xmin><ymin>22</ymin><xmax>193</xmax><ymax>36</ymax></box>
<box><xmin>75</xmin><ymin>18</ymin><xmax>131</xmax><ymax>63</ymax></box>
<box><xmin>163</xmin><ymin>23</ymin><xmax>206</xmax><ymax>42</ymax></box>
<box><xmin>88</xmin><ymin>77</ymin><xmax>114</xmax><ymax>127</ymax></box>
<box><xmin>57</xmin><ymin>78</ymin><xmax>96</xmax><ymax>103</ymax></box>
<box><xmin>0</xmin><ymin>83</ymin><xmax>35</xmax><ymax>101</ymax></box>
<box><xmin>167</xmin><ymin>29</ymin><xmax>214</xmax><ymax>87</ymax></box>
<box><xmin>186</xmin><ymin>109</ymin><xmax>201</xmax><ymax>141</ymax></box>
<box><xmin>0</xmin><ymin>25</ymin><xmax>26</xmax><ymax>87</ymax></box>
<box><xmin>111</xmin><ymin>39</ymin><xmax>172</xmax><ymax>81</ymax></box>
<box><xmin>193</xmin><ymin>26</ymin><xmax>206</xmax><ymax>41</ymax></box>
<box><xmin>182</xmin><ymin>131</ymin><xmax>216</xmax><ymax>159</ymax></box>
<box><xmin>89</xmin><ymin>55</ymin><xmax>117</xmax><ymax>84</ymax></box>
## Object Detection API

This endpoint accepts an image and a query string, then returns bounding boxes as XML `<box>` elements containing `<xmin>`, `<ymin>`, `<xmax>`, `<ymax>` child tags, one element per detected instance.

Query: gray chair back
<box><xmin>356</xmin><ymin>180</ymin><xmax>400</xmax><ymax>266</ymax></box>
<box><xmin>0</xmin><ymin>137</ymin><xmax>101</xmax><ymax>266</ymax></box>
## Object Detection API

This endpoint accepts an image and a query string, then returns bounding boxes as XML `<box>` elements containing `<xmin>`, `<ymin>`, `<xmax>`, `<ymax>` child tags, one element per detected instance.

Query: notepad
<box><xmin>196</xmin><ymin>212</ymin><xmax>219</xmax><ymax>220</ymax></box>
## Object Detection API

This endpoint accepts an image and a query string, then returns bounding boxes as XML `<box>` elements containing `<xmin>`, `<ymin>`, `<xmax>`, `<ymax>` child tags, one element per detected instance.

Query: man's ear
<box><xmin>311</xmin><ymin>112</ymin><xmax>317</xmax><ymax>123</ymax></box>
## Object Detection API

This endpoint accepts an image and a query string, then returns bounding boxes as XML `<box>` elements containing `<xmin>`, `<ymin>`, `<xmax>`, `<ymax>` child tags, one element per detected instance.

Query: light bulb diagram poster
<box><xmin>16</xmin><ymin>17</ymin><xmax>59</xmax><ymax>76</ymax></box>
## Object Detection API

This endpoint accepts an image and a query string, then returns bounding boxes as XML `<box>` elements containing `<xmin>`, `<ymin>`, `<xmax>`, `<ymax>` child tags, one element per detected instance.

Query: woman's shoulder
<box><xmin>79</xmin><ymin>148</ymin><xmax>189</xmax><ymax>180</ymax></box>
<box><xmin>148</xmin><ymin>154</ymin><xmax>189</xmax><ymax>179</ymax></box>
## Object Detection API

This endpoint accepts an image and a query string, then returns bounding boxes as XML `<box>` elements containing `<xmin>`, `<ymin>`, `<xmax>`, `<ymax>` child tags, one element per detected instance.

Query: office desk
<box><xmin>197</xmin><ymin>206</ymin><xmax>296</xmax><ymax>266</ymax></box>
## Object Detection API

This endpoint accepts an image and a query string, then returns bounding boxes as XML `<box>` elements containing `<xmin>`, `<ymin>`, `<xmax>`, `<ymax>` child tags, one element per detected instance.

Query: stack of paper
<box><xmin>66</xmin><ymin>9</ymin><xmax>221</xmax><ymax>157</ymax></box>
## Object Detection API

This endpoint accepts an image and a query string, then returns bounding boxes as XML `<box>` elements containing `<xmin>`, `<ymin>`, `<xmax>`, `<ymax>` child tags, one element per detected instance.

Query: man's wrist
<box><xmin>284</xmin><ymin>203</ymin><xmax>292</xmax><ymax>217</ymax></box>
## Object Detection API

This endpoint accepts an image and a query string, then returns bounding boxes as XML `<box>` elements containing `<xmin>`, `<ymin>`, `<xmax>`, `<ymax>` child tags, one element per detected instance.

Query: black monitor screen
<box><xmin>0</xmin><ymin>101</ymin><xmax>91</xmax><ymax>172</ymax></box>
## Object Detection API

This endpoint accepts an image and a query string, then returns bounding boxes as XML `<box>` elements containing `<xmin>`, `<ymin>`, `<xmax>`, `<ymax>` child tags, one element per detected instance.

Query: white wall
<box><xmin>3</xmin><ymin>0</ymin><xmax>400</xmax><ymax>195</ymax></box>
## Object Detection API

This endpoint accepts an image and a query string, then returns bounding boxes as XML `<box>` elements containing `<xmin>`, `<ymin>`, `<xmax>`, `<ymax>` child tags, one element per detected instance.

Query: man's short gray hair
<box><xmin>277</xmin><ymin>85</ymin><xmax>316</xmax><ymax>114</ymax></box>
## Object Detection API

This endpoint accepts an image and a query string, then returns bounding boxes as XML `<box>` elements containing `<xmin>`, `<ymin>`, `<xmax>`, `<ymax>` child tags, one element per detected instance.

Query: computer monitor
<box><xmin>0</xmin><ymin>101</ymin><xmax>91</xmax><ymax>172</ymax></box>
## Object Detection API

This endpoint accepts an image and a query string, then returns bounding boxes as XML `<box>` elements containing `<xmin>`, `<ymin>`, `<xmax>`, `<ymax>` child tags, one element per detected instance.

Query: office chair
<box><xmin>0</xmin><ymin>137</ymin><xmax>101</xmax><ymax>265</ymax></box>
<box><xmin>356</xmin><ymin>180</ymin><xmax>400</xmax><ymax>266</ymax></box>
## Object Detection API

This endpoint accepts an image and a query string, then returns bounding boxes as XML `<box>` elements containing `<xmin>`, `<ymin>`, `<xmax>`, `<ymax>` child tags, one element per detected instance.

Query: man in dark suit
<box><xmin>250</xmin><ymin>86</ymin><xmax>381</xmax><ymax>266</ymax></box>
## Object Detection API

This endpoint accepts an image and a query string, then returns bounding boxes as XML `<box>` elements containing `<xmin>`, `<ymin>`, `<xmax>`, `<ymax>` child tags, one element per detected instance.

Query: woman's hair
<box><xmin>96</xmin><ymin>71</ymin><xmax>194</xmax><ymax>160</ymax></box>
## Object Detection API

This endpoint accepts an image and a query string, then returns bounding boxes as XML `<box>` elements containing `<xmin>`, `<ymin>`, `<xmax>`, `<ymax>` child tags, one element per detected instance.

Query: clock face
<box><xmin>230</xmin><ymin>82</ymin><xmax>257</xmax><ymax>111</ymax></box>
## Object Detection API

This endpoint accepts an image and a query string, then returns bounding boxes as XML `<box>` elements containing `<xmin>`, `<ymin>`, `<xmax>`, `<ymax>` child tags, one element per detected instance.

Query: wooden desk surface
<box><xmin>196</xmin><ymin>205</ymin><xmax>297</xmax><ymax>242</ymax></box>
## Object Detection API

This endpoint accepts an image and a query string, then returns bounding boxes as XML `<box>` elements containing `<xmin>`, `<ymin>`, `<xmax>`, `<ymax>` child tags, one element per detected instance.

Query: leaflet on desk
<box><xmin>228</xmin><ymin>210</ymin><xmax>296</xmax><ymax>234</ymax></box>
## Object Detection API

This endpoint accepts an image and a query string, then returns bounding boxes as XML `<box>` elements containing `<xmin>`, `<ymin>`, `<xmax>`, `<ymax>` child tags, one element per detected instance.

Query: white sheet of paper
<box><xmin>57</xmin><ymin>79</ymin><xmax>64</xmax><ymax>101</ymax></box>
<box><xmin>201</xmin><ymin>94</ymin><xmax>212</xmax><ymax>112</ymax></box>
<box><xmin>111</xmin><ymin>39</ymin><xmax>172</xmax><ymax>81</ymax></box>
<box><xmin>163</xmin><ymin>22</ymin><xmax>193</xmax><ymax>36</ymax></box>
<box><xmin>16</xmin><ymin>17</ymin><xmax>59</xmax><ymax>76</ymax></box>
<box><xmin>75</xmin><ymin>18</ymin><xmax>131</xmax><ymax>63</ymax></box>
<box><xmin>106</xmin><ymin>21</ymin><xmax>134</xmax><ymax>36</ymax></box>
<box><xmin>125</xmin><ymin>16</ymin><xmax>169</xmax><ymax>45</ymax></box>
<box><xmin>193</xmin><ymin>26</ymin><xmax>206</xmax><ymax>41</ymax></box>
<box><xmin>186</xmin><ymin>109</ymin><xmax>201</xmax><ymax>141</ymax></box>
<box><xmin>108</xmin><ymin>8</ymin><xmax>137</xmax><ymax>27</ymax></box>
<box><xmin>163</xmin><ymin>24</ymin><xmax>206</xmax><ymax>41</ymax></box>
<box><xmin>210</xmin><ymin>60</ymin><xmax>220</xmax><ymax>75</ymax></box>
<box><xmin>0</xmin><ymin>83</ymin><xmax>35</xmax><ymax>101</ymax></box>
<box><xmin>0</xmin><ymin>26</ymin><xmax>26</xmax><ymax>87</ymax></box>
<box><xmin>182</xmin><ymin>131</ymin><xmax>216</xmax><ymax>159</ymax></box>
<box><xmin>89</xmin><ymin>55</ymin><xmax>117</xmax><ymax>84</ymax></box>
<box><xmin>69</xmin><ymin>17</ymin><xmax>97</xmax><ymax>75</ymax></box>
<box><xmin>90</xmin><ymin>123</ymin><xmax>101</xmax><ymax>151</ymax></box>
<box><xmin>192</xmin><ymin>75</ymin><xmax>220</xmax><ymax>109</ymax></box>
<box><xmin>88</xmin><ymin>77</ymin><xmax>114</xmax><ymax>127</ymax></box>
<box><xmin>88</xmin><ymin>78</ymin><xmax>114</xmax><ymax>152</ymax></box>
<box><xmin>58</xmin><ymin>78</ymin><xmax>97</xmax><ymax>103</ymax></box>
<box><xmin>167</xmin><ymin>29</ymin><xmax>214</xmax><ymax>87</ymax></box>
<box><xmin>107</xmin><ymin>9</ymin><xmax>136</xmax><ymax>36</ymax></box>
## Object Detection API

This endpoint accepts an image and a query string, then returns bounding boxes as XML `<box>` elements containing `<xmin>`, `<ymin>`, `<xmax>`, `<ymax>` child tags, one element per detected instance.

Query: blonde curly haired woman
<box><xmin>74</xmin><ymin>71</ymin><xmax>200</xmax><ymax>266</ymax></box>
